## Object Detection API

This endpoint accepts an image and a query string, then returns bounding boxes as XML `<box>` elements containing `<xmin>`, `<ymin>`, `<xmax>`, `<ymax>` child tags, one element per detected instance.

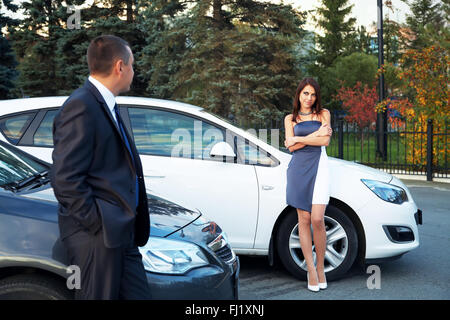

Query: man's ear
<box><xmin>113</xmin><ymin>59</ymin><xmax>123</xmax><ymax>75</ymax></box>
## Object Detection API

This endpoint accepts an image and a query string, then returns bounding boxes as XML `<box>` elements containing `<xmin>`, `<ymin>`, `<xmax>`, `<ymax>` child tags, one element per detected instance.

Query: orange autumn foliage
<box><xmin>376</xmin><ymin>45</ymin><xmax>449</xmax><ymax>170</ymax></box>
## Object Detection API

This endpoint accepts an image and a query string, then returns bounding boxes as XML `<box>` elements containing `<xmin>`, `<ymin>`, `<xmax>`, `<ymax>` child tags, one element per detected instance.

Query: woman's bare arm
<box><xmin>284</xmin><ymin>114</ymin><xmax>305</xmax><ymax>152</ymax></box>
<box><xmin>285</xmin><ymin>116</ymin><xmax>306</xmax><ymax>152</ymax></box>
<box><xmin>285</xmin><ymin>110</ymin><xmax>332</xmax><ymax>148</ymax></box>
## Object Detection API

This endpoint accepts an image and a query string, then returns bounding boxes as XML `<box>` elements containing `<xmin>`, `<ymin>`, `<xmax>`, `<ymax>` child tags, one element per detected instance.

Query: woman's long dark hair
<box><xmin>292</xmin><ymin>77</ymin><xmax>323</xmax><ymax>123</ymax></box>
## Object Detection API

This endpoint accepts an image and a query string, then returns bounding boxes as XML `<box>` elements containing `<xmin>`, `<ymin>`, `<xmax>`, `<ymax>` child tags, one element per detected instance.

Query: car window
<box><xmin>235</xmin><ymin>137</ymin><xmax>276</xmax><ymax>166</ymax></box>
<box><xmin>0</xmin><ymin>144</ymin><xmax>47</xmax><ymax>186</ymax></box>
<box><xmin>128</xmin><ymin>107</ymin><xmax>225</xmax><ymax>160</ymax></box>
<box><xmin>33</xmin><ymin>110</ymin><xmax>58</xmax><ymax>147</ymax></box>
<box><xmin>0</xmin><ymin>112</ymin><xmax>36</xmax><ymax>145</ymax></box>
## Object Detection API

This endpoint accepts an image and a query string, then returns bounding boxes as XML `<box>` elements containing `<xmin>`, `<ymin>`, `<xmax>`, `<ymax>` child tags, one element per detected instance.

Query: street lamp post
<box><xmin>377</xmin><ymin>0</ymin><xmax>387</xmax><ymax>161</ymax></box>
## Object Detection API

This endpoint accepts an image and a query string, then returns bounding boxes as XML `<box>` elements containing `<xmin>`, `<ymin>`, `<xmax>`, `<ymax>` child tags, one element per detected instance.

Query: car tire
<box><xmin>0</xmin><ymin>274</ymin><xmax>72</xmax><ymax>300</ymax></box>
<box><xmin>276</xmin><ymin>205</ymin><xmax>358</xmax><ymax>281</ymax></box>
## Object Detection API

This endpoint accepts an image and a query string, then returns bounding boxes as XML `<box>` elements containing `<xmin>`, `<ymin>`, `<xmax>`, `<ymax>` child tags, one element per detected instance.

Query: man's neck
<box><xmin>90</xmin><ymin>74</ymin><xmax>118</xmax><ymax>96</ymax></box>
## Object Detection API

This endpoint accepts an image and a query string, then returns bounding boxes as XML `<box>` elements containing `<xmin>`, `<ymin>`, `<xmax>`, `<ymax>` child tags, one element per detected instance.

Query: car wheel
<box><xmin>0</xmin><ymin>274</ymin><xmax>72</xmax><ymax>300</ymax></box>
<box><xmin>276</xmin><ymin>205</ymin><xmax>358</xmax><ymax>281</ymax></box>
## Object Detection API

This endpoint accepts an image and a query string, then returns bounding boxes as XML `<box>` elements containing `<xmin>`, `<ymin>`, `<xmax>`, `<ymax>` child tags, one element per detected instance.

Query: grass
<box><xmin>327</xmin><ymin>132</ymin><xmax>413</xmax><ymax>164</ymax></box>
<box><xmin>326</xmin><ymin>132</ymin><xmax>449</xmax><ymax>174</ymax></box>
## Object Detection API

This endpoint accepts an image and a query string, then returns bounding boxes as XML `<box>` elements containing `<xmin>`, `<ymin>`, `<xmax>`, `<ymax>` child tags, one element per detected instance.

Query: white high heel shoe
<box><xmin>307</xmin><ymin>272</ymin><xmax>320</xmax><ymax>292</ymax></box>
<box><xmin>318</xmin><ymin>270</ymin><xmax>327</xmax><ymax>290</ymax></box>
<box><xmin>319</xmin><ymin>279</ymin><xmax>328</xmax><ymax>290</ymax></box>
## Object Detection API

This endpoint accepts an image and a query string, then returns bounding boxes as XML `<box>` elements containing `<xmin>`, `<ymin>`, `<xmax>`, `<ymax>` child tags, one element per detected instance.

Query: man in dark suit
<box><xmin>50</xmin><ymin>35</ymin><xmax>150</xmax><ymax>299</ymax></box>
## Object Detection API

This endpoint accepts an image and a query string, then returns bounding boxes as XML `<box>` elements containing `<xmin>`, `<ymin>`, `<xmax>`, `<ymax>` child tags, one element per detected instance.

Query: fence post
<box><xmin>426</xmin><ymin>119</ymin><xmax>433</xmax><ymax>181</ymax></box>
<box><xmin>338</xmin><ymin>118</ymin><xmax>344</xmax><ymax>159</ymax></box>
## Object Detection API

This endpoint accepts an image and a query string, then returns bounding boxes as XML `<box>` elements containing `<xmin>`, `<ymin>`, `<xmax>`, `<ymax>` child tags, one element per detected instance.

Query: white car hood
<box><xmin>328</xmin><ymin>157</ymin><xmax>393</xmax><ymax>183</ymax></box>
<box><xmin>276</xmin><ymin>150</ymin><xmax>393</xmax><ymax>183</ymax></box>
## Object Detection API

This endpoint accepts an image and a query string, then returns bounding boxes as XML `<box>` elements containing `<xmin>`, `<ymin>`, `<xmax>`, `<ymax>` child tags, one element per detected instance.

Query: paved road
<box><xmin>238</xmin><ymin>179</ymin><xmax>450</xmax><ymax>300</ymax></box>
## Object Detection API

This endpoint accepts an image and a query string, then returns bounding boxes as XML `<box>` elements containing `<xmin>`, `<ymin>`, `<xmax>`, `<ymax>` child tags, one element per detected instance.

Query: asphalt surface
<box><xmin>238</xmin><ymin>179</ymin><xmax>450</xmax><ymax>300</ymax></box>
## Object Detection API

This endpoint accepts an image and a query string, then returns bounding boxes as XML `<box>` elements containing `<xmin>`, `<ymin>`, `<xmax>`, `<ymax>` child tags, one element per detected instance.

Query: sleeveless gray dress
<box><xmin>286</xmin><ymin>120</ymin><xmax>330</xmax><ymax>212</ymax></box>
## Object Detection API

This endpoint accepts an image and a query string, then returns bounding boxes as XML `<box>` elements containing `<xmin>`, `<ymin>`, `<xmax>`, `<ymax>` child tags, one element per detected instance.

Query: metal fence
<box><xmin>234</xmin><ymin>114</ymin><xmax>449</xmax><ymax>181</ymax></box>
<box><xmin>328</xmin><ymin>117</ymin><xmax>449</xmax><ymax>180</ymax></box>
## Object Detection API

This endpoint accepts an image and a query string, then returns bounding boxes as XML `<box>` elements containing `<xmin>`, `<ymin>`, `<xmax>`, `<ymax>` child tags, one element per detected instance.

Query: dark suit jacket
<box><xmin>50</xmin><ymin>80</ymin><xmax>150</xmax><ymax>248</ymax></box>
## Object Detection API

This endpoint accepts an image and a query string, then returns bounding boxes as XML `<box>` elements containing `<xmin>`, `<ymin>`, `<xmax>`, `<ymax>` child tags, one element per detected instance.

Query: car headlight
<box><xmin>139</xmin><ymin>237</ymin><xmax>209</xmax><ymax>274</ymax></box>
<box><xmin>361</xmin><ymin>179</ymin><xmax>408</xmax><ymax>204</ymax></box>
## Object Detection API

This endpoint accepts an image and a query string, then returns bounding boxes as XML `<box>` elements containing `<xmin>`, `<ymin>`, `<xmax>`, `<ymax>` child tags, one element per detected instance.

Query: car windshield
<box><xmin>0</xmin><ymin>143</ymin><xmax>47</xmax><ymax>187</ymax></box>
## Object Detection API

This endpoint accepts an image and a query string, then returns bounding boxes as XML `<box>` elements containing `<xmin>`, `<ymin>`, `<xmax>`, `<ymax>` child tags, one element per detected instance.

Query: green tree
<box><xmin>55</xmin><ymin>1</ymin><xmax>147</xmax><ymax>95</ymax></box>
<box><xmin>313</xmin><ymin>0</ymin><xmax>356</xmax><ymax>68</ymax></box>
<box><xmin>344</xmin><ymin>25</ymin><xmax>371</xmax><ymax>55</ymax></box>
<box><xmin>0</xmin><ymin>0</ymin><xmax>19</xmax><ymax>99</ymax></box>
<box><xmin>85</xmin><ymin>0</ymin><xmax>148</xmax><ymax>95</ymax></box>
<box><xmin>401</xmin><ymin>0</ymin><xmax>445</xmax><ymax>49</ymax></box>
<box><xmin>136</xmin><ymin>0</ymin><xmax>188</xmax><ymax>99</ymax></box>
<box><xmin>326</xmin><ymin>52</ymin><xmax>378</xmax><ymax>98</ymax></box>
<box><xmin>10</xmin><ymin>0</ymin><xmax>68</xmax><ymax>96</ymax></box>
<box><xmin>421</xmin><ymin>0</ymin><xmax>450</xmax><ymax>51</ymax></box>
<box><xmin>138</xmin><ymin>0</ymin><xmax>306</xmax><ymax>124</ymax></box>
<box><xmin>295</xmin><ymin>30</ymin><xmax>317</xmax><ymax>77</ymax></box>
<box><xmin>383</xmin><ymin>18</ymin><xmax>402</xmax><ymax>64</ymax></box>
<box><xmin>11</xmin><ymin>0</ymin><xmax>146</xmax><ymax>97</ymax></box>
<box><xmin>0</xmin><ymin>36</ymin><xmax>18</xmax><ymax>98</ymax></box>
<box><xmin>310</xmin><ymin>0</ymin><xmax>356</xmax><ymax>109</ymax></box>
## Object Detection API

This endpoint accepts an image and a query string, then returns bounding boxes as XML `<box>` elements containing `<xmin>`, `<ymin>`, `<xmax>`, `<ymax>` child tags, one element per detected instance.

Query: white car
<box><xmin>0</xmin><ymin>97</ymin><xmax>422</xmax><ymax>280</ymax></box>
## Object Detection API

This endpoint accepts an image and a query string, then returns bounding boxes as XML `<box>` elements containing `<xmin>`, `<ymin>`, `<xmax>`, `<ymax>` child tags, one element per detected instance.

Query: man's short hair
<box><xmin>87</xmin><ymin>35</ymin><xmax>131</xmax><ymax>76</ymax></box>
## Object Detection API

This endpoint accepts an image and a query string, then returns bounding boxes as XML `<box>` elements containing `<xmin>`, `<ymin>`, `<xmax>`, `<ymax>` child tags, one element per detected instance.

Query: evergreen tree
<box><xmin>313</xmin><ymin>0</ymin><xmax>356</xmax><ymax>68</ymax></box>
<box><xmin>309</xmin><ymin>0</ymin><xmax>356</xmax><ymax>109</ymax></box>
<box><xmin>401</xmin><ymin>0</ymin><xmax>445</xmax><ymax>49</ymax></box>
<box><xmin>421</xmin><ymin>0</ymin><xmax>449</xmax><ymax>51</ymax></box>
<box><xmin>136</xmin><ymin>0</ymin><xmax>188</xmax><ymax>99</ymax></box>
<box><xmin>0</xmin><ymin>35</ymin><xmax>18</xmax><ymax>98</ymax></box>
<box><xmin>8</xmin><ymin>0</ymin><xmax>307</xmax><ymax>124</ymax></box>
<box><xmin>11</xmin><ymin>0</ymin><xmax>146</xmax><ymax>96</ymax></box>
<box><xmin>345</xmin><ymin>25</ymin><xmax>371</xmax><ymax>55</ymax></box>
<box><xmin>10</xmin><ymin>0</ymin><xmax>67</xmax><ymax>96</ymax></box>
<box><xmin>295</xmin><ymin>30</ymin><xmax>317</xmax><ymax>77</ymax></box>
<box><xmin>0</xmin><ymin>0</ymin><xmax>19</xmax><ymax>99</ymax></box>
<box><xmin>383</xmin><ymin>18</ymin><xmax>402</xmax><ymax>65</ymax></box>
<box><xmin>55</xmin><ymin>0</ymin><xmax>146</xmax><ymax>95</ymax></box>
<box><xmin>138</xmin><ymin>0</ymin><xmax>306</xmax><ymax>124</ymax></box>
<box><xmin>84</xmin><ymin>0</ymin><xmax>147</xmax><ymax>95</ymax></box>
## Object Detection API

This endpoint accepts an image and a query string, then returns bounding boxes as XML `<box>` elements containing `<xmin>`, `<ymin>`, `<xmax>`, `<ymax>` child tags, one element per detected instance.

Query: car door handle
<box><xmin>262</xmin><ymin>185</ymin><xmax>274</xmax><ymax>190</ymax></box>
<box><xmin>144</xmin><ymin>174</ymin><xmax>166</xmax><ymax>179</ymax></box>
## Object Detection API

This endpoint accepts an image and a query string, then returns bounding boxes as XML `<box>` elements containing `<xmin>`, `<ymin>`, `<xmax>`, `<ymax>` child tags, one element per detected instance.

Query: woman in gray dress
<box><xmin>284</xmin><ymin>78</ymin><xmax>332</xmax><ymax>292</ymax></box>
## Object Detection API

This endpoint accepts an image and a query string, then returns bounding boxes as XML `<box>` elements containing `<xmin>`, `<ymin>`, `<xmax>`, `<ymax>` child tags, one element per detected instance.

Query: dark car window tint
<box><xmin>128</xmin><ymin>107</ymin><xmax>224</xmax><ymax>160</ymax></box>
<box><xmin>0</xmin><ymin>113</ymin><xmax>35</xmax><ymax>144</ymax></box>
<box><xmin>33</xmin><ymin>110</ymin><xmax>58</xmax><ymax>146</ymax></box>
<box><xmin>0</xmin><ymin>144</ymin><xmax>46</xmax><ymax>186</ymax></box>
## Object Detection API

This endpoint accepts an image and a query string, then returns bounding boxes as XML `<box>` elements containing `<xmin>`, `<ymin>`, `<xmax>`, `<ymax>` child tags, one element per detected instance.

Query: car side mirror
<box><xmin>210</xmin><ymin>141</ymin><xmax>236</xmax><ymax>158</ymax></box>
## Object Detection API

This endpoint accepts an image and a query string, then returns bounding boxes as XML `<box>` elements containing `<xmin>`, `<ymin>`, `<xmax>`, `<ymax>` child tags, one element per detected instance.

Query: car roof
<box><xmin>0</xmin><ymin>96</ymin><xmax>283</xmax><ymax>158</ymax></box>
<box><xmin>0</xmin><ymin>96</ymin><xmax>204</xmax><ymax>115</ymax></box>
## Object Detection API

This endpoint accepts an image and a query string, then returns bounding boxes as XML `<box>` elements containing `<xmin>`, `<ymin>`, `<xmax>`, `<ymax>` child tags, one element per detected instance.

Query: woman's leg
<box><xmin>311</xmin><ymin>204</ymin><xmax>327</xmax><ymax>283</ymax></box>
<box><xmin>297</xmin><ymin>208</ymin><xmax>318</xmax><ymax>285</ymax></box>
